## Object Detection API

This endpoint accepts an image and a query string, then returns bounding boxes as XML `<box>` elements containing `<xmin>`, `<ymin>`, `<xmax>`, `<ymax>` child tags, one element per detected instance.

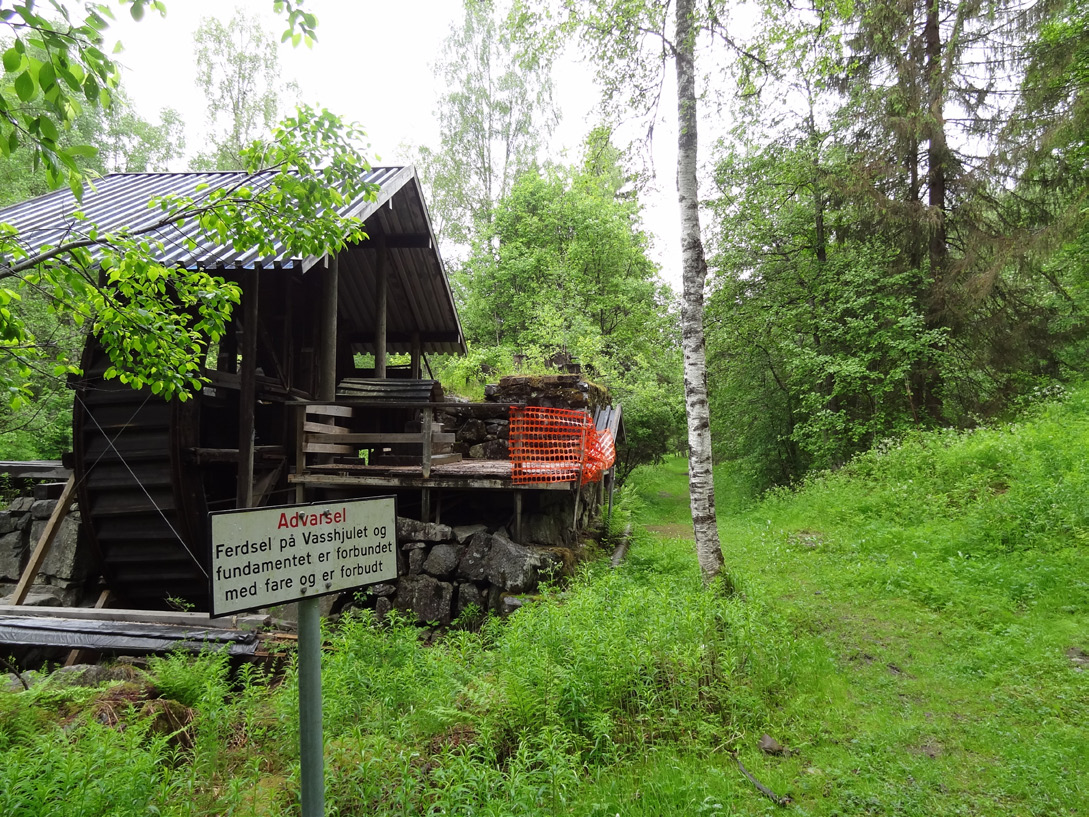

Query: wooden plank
<box><xmin>306</xmin><ymin>404</ymin><xmax>354</xmax><ymax>418</ymax></box>
<box><xmin>188</xmin><ymin>446</ymin><xmax>286</xmax><ymax>464</ymax></box>
<box><xmin>8</xmin><ymin>475</ymin><xmax>76</xmax><ymax>605</ymax></box>
<box><xmin>302</xmin><ymin>421</ymin><xmax>351</xmax><ymax>435</ymax></box>
<box><xmin>319</xmin><ymin>255</ymin><xmax>339</xmax><ymax>402</ymax></box>
<box><xmin>288</xmin><ymin>472</ymin><xmax>572</xmax><ymax>491</ymax></box>
<box><xmin>294</xmin><ymin>403</ymin><xmax>308</xmax><ymax>479</ymax></box>
<box><xmin>422</xmin><ymin>406</ymin><xmax>433</xmax><ymax>479</ymax></box>
<box><xmin>0</xmin><ymin>461</ymin><xmax>70</xmax><ymax>480</ymax></box>
<box><xmin>372</xmin><ymin>453</ymin><xmax>462</xmax><ymax>466</ymax></box>
<box><xmin>0</xmin><ymin>605</ymin><xmax>271</xmax><ymax>628</ymax></box>
<box><xmin>304</xmin><ymin>432</ymin><xmax>453</xmax><ymax>445</ymax></box>
<box><xmin>303</xmin><ymin>442</ymin><xmax>357</xmax><ymax>455</ymax></box>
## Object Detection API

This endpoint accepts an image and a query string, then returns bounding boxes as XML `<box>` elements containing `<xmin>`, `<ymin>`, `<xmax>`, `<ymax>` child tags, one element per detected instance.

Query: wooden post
<box><xmin>237</xmin><ymin>267</ymin><xmax>259</xmax><ymax>508</ymax></box>
<box><xmin>319</xmin><ymin>255</ymin><xmax>339</xmax><ymax>401</ymax></box>
<box><xmin>421</xmin><ymin>406</ymin><xmax>433</xmax><ymax>478</ymax></box>
<box><xmin>421</xmin><ymin>489</ymin><xmax>430</xmax><ymax>523</ymax></box>
<box><xmin>9</xmin><ymin>475</ymin><xmax>76</xmax><ymax>605</ymax></box>
<box><xmin>375</xmin><ymin>241</ymin><xmax>388</xmax><ymax>379</ymax></box>
<box><xmin>410</xmin><ymin>331</ymin><xmax>422</xmax><ymax>379</ymax></box>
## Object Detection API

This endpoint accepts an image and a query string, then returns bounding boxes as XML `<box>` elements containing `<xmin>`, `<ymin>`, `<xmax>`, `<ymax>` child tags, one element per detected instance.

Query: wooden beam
<box><xmin>375</xmin><ymin>240</ymin><xmax>388</xmax><ymax>378</ymax></box>
<box><xmin>288</xmin><ymin>473</ymin><xmax>573</xmax><ymax>491</ymax></box>
<box><xmin>346</xmin><ymin>330</ymin><xmax>462</xmax><ymax>346</ymax></box>
<box><xmin>421</xmin><ymin>406</ymin><xmax>433</xmax><ymax>479</ymax></box>
<box><xmin>410</xmin><ymin>331</ymin><xmax>422</xmax><ymax>379</ymax></box>
<box><xmin>303</xmin><ymin>442</ymin><xmax>358</xmax><ymax>455</ymax></box>
<box><xmin>8</xmin><ymin>475</ymin><xmax>76</xmax><ymax>605</ymax></box>
<box><xmin>306</xmin><ymin>404</ymin><xmax>354</xmax><ymax>418</ymax></box>
<box><xmin>0</xmin><ymin>605</ymin><xmax>271</xmax><ymax>629</ymax></box>
<box><xmin>303</xmin><ymin>431</ymin><xmax>453</xmax><ymax>445</ymax></box>
<box><xmin>237</xmin><ymin>267</ymin><xmax>259</xmax><ymax>509</ymax></box>
<box><xmin>319</xmin><ymin>255</ymin><xmax>339</xmax><ymax>402</ymax></box>
<box><xmin>253</xmin><ymin>460</ymin><xmax>286</xmax><ymax>506</ymax></box>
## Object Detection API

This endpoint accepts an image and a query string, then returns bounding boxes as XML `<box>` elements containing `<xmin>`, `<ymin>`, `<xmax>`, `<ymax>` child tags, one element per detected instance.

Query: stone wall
<box><xmin>436</xmin><ymin>374</ymin><xmax>608</xmax><ymax>463</ymax></box>
<box><xmin>352</xmin><ymin>517</ymin><xmax>578</xmax><ymax>625</ymax></box>
<box><xmin>0</xmin><ymin>491</ymin><xmax>96</xmax><ymax>606</ymax></box>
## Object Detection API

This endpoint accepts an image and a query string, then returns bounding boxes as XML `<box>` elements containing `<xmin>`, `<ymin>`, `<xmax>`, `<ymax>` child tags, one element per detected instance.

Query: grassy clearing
<box><xmin>2</xmin><ymin>387</ymin><xmax>1087</xmax><ymax>814</ymax></box>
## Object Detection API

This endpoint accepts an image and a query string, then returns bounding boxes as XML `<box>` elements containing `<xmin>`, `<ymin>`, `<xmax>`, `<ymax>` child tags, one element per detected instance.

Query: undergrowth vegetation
<box><xmin>2</xmin><ymin>385</ymin><xmax>1087</xmax><ymax>814</ymax></box>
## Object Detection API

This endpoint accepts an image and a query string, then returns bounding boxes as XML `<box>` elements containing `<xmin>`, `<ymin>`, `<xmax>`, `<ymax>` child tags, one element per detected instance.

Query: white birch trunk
<box><xmin>675</xmin><ymin>0</ymin><xmax>729</xmax><ymax>587</ymax></box>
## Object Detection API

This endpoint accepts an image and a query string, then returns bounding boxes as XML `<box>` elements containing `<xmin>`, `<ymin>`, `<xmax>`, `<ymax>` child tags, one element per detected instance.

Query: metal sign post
<box><xmin>210</xmin><ymin>496</ymin><xmax>398</xmax><ymax>817</ymax></box>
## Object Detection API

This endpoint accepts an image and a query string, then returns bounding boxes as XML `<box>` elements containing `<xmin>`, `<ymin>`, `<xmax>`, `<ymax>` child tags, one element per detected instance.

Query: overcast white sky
<box><xmin>105</xmin><ymin>0</ymin><xmax>684</xmax><ymax>287</ymax></box>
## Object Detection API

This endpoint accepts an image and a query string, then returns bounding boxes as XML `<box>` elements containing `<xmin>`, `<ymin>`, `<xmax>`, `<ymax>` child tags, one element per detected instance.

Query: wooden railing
<box><xmin>294</xmin><ymin>403</ymin><xmax>463</xmax><ymax>479</ymax></box>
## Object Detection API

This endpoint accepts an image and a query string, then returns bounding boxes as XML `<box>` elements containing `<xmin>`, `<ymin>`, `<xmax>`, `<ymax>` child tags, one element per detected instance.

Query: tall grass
<box><xmin>2</xmin><ymin>384</ymin><xmax>1087</xmax><ymax>814</ymax></box>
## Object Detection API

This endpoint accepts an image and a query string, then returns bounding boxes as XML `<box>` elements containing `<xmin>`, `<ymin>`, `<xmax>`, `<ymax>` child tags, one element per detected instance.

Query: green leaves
<box><xmin>0</xmin><ymin>100</ymin><xmax>375</xmax><ymax>406</ymax></box>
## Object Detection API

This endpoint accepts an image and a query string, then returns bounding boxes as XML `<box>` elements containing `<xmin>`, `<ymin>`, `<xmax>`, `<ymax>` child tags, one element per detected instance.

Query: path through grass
<box><xmin>625</xmin><ymin>396</ymin><xmax>1087</xmax><ymax>814</ymax></box>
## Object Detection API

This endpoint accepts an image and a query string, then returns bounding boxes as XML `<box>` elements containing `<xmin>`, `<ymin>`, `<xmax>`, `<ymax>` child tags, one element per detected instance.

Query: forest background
<box><xmin>0</xmin><ymin>0</ymin><xmax>1087</xmax><ymax>505</ymax></box>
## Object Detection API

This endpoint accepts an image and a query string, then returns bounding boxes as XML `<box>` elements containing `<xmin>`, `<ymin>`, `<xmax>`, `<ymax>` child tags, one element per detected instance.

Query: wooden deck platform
<box><xmin>289</xmin><ymin>457</ymin><xmax>573</xmax><ymax>491</ymax></box>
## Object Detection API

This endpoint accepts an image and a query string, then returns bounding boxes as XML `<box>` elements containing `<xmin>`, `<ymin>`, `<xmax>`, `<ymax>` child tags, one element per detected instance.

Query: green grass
<box><xmin>2</xmin><ymin>386</ymin><xmax>1087</xmax><ymax>814</ymax></box>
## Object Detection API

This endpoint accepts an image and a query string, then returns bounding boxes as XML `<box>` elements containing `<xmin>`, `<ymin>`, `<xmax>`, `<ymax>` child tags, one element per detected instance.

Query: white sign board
<box><xmin>209</xmin><ymin>497</ymin><xmax>397</xmax><ymax>617</ymax></box>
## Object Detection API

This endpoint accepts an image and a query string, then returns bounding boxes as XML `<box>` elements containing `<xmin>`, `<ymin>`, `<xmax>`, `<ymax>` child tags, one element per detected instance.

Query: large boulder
<box><xmin>482</xmin><ymin>535</ymin><xmax>541</xmax><ymax>593</ymax></box>
<box><xmin>0</xmin><ymin>530</ymin><xmax>24</xmax><ymax>581</ymax></box>
<box><xmin>453</xmin><ymin>524</ymin><xmax>487</xmax><ymax>544</ymax></box>
<box><xmin>523</xmin><ymin>510</ymin><xmax>575</xmax><ymax>549</ymax></box>
<box><xmin>396</xmin><ymin>517</ymin><xmax>453</xmax><ymax>544</ymax></box>
<box><xmin>30</xmin><ymin>499</ymin><xmax>56</xmax><ymax>520</ymax></box>
<box><xmin>34</xmin><ymin>512</ymin><xmax>90</xmax><ymax>583</ymax></box>
<box><xmin>393</xmin><ymin>575</ymin><xmax>454</xmax><ymax>626</ymax></box>
<box><xmin>454</xmin><ymin>582</ymin><xmax>484</xmax><ymax>617</ymax></box>
<box><xmin>0</xmin><ymin>511</ymin><xmax>19</xmax><ymax>535</ymax></box>
<box><xmin>456</xmin><ymin>531</ymin><xmax>491</xmax><ymax>582</ymax></box>
<box><xmin>457</xmin><ymin>418</ymin><xmax>488</xmax><ymax>444</ymax></box>
<box><xmin>422</xmin><ymin>544</ymin><xmax>460</xmax><ymax>578</ymax></box>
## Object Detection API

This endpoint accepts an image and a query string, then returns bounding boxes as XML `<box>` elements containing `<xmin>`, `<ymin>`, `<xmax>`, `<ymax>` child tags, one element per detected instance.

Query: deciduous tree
<box><xmin>419</xmin><ymin>0</ymin><xmax>556</xmax><ymax>249</ymax></box>
<box><xmin>192</xmin><ymin>9</ymin><xmax>298</xmax><ymax>170</ymax></box>
<box><xmin>514</xmin><ymin>0</ymin><xmax>754</xmax><ymax>586</ymax></box>
<box><xmin>0</xmin><ymin>1</ymin><xmax>375</xmax><ymax>409</ymax></box>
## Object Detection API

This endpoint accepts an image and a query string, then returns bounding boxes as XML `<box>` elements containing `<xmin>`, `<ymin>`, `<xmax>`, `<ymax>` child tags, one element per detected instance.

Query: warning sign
<box><xmin>209</xmin><ymin>497</ymin><xmax>397</xmax><ymax>617</ymax></box>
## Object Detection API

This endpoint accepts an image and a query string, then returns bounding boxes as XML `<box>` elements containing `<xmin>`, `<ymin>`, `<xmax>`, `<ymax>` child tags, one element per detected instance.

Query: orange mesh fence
<box><xmin>509</xmin><ymin>406</ymin><xmax>616</xmax><ymax>485</ymax></box>
<box><xmin>583</xmin><ymin>428</ymin><xmax>616</xmax><ymax>484</ymax></box>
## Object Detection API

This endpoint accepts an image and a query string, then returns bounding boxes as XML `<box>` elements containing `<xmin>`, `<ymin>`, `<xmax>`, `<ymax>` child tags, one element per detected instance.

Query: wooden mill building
<box><xmin>1</xmin><ymin>167</ymin><xmax>483</xmax><ymax>609</ymax></box>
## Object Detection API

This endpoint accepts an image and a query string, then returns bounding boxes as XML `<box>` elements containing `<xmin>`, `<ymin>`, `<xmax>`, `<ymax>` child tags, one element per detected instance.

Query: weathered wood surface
<box><xmin>289</xmin><ymin>458</ymin><xmax>571</xmax><ymax>492</ymax></box>
<box><xmin>0</xmin><ymin>461</ymin><xmax>71</xmax><ymax>480</ymax></box>
<box><xmin>0</xmin><ymin>614</ymin><xmax>259</xmax><ymax>656</ymax></box>
<box><xmin>0</xmin><ymin>605</ymin><xmax>270</xmax><ymax>629</ymax></box>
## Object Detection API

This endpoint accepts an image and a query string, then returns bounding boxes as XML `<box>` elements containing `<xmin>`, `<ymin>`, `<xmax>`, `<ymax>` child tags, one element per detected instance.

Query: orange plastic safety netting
<box><xmin>508</xmin><ymin>406</ymin><xmax>616</xmax><ymax>485</ymax></box>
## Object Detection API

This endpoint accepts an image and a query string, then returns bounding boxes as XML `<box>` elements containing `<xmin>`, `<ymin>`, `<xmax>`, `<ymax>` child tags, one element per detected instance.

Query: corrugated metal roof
<box><xmin>0</xmin><ymin>166</ymin><xmax>466</xmax><ymax>355</ymax></box>
<box><xmin>0</xmin><ymin>166</ymin><xmax>403</xmax><ymax>269</ymax></box>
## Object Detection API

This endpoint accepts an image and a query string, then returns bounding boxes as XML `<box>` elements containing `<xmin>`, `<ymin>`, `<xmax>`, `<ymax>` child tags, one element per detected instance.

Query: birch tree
<box><xmin>420</xmin><ymin>0</ymin><xmax>556</xmax><ymax>248</ymax></box>
<box><xmin>515</xmin><ymin>0</ymin><xmax>754</xmax><ymax>587</ymax></box>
